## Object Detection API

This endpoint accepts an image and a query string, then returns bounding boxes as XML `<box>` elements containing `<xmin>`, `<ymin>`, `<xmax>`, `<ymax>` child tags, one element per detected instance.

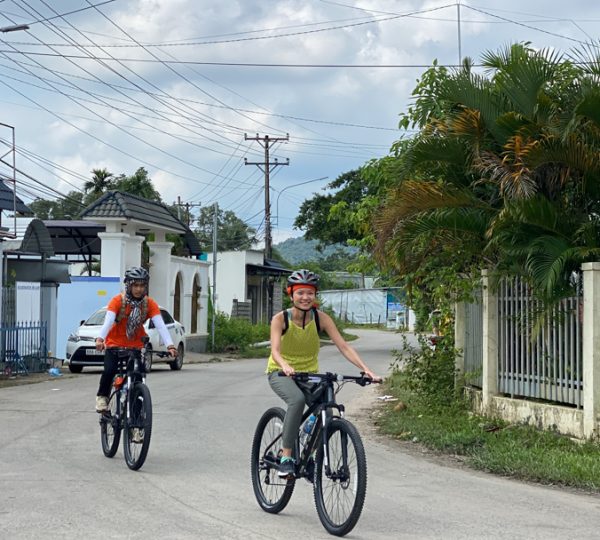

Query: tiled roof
<box><xmin>79</xmin><ymin>191</ymin><xmax>187</xmax><ymax>233</ymax></box>
<box><xmin>0</xmin><ymin>181</ymin><xmax>32</xmax><ymax>214</ymax></box>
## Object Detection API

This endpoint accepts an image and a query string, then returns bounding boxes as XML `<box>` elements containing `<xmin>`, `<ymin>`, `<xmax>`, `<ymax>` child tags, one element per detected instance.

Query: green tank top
<box><xmin>266</xmin><ymin>313</ymin><xmax>320</xmax><ymax>374</ymax></box>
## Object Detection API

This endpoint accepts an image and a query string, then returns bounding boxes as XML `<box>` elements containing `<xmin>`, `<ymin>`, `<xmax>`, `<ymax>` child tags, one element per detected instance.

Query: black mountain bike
<box><xmin>99</xmin><ymin>336</ymin><xmax>153</xmax><ymax>471</ymax></box>
<box><xmin>251</xmin><ymin>371</ymin><xmax>379</xmax><ymax>537</ymax></box>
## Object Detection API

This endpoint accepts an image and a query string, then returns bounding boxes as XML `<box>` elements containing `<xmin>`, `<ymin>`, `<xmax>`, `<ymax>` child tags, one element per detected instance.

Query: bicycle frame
<box><xmin>265</xmin><ymin>372</ymin><xmax>370</xmax><ymax>481</ymax></box>
<box><xmin>101</xmin><ymin>344</ymin><xmax>146</xmax><ymax>429</ymax></box>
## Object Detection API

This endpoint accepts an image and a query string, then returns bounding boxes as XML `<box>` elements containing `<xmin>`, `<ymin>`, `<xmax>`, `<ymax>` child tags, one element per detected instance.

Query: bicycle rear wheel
<box><xmin>314</xmin><ymin>418</ymin><xmax>367</xmax><ymax>536</ymax></box>
<box><xmin>251</xmin><ymin>406</ymin><xmax>295</xmax><ymax>513</ymax></box>
<box><xmin>100</xmin><ymin>391</ymin><xmax>121</xmax><ymax>458</ymax></box>
<box><xmin>124</xmin><ymin>383</ymin><xmax>152</xmax><ymax>471</ymax></box>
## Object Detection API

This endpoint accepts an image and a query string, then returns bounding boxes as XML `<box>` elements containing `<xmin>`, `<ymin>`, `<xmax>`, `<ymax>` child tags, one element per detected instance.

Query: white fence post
<box><xmin>454</xmin><ymin>301</ymin><xmax>466</xmax><ymax>379</ymax></box>
<box><xmin>482</xmin><ymin>270</ymin><xmax>498</xmax><ymax>410</ymax></box>
<box><xmin>582</xmin><ymin>262</ymin><xmax>600</xmax><ymax>438</ymax></box>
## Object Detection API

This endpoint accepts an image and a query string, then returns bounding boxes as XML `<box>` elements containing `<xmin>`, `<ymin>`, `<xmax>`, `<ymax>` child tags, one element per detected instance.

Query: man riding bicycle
<box><xmin>266</xmin><ymin>269</ymin><xmax>381</xmax><ymax>478</ymax></box>
<box><xmin>94</xmin><ymin>266</ymin><xmax>177</xmax><ymax>413</ymax></box>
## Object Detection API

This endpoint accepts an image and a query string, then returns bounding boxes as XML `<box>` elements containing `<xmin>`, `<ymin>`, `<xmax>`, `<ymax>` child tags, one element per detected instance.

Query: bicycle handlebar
<box><xmin>277</xmin><ymin>371</ymin><xmax>381</xmax><ymax>386</ymax></box>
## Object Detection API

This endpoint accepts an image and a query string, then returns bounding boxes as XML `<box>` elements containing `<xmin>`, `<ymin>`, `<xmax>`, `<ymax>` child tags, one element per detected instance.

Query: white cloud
<box><xmin>0</xmin><ymin>0</ymin><xmax>597</xmax><ymax>241</ymax></box>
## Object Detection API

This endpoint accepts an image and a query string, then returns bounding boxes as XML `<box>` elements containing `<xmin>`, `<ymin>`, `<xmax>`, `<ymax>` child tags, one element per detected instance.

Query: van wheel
<box><xmin>68</xmin><ymin>364</ymin><xmax>83</xmax><ymax>373</ymax></box>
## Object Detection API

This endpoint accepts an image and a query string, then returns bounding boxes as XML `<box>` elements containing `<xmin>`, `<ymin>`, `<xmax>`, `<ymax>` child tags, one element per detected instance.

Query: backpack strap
<box><xmin>282</xmin><ymin>309</ymin><xmax>290</xmax><ymax>336</ymax></box>
<box><xmin>115</xmin><ymin>292</ymin><xmax>127</xmax><ymax>323</ymax></box>
<box><xmin>312</xmin><ymin>306</ymin><xmax>321</xmax><ymax>334</ymax></box>
<box><xmin>141</xmin><ymin>296</ymin><xmax>148</xmax><ymax>322</ymax></box>
<box><xmin>282</xmin><ymin>307</ymin><xmax>320</xmax><ymax>335</ymax></box>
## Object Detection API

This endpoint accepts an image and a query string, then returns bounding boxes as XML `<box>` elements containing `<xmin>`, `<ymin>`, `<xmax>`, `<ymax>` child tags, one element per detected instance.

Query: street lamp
<box><xmin>0</xmin><ymin>24</ymin><xmax>30</xmax><ymax>33</ymax></box>
<box><xmin>275</xmin><ymin>176</ymin><xmax>328</xmax><ymax>227</ymax></box>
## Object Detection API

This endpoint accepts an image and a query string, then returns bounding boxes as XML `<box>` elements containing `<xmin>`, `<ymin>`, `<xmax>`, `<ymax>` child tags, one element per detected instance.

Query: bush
<box><xmin>391</xmin><ymin>333</ymin><xmax>460</xmax><ymax>407</ymax></box>
<box><xmin>209</xmin><ymin>312</ymin><xmax>270</xmax><ymax>353</ymax></box>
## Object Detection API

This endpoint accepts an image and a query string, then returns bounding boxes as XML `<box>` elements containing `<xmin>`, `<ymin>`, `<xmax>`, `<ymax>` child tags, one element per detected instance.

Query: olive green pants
<box><xmin>268</xmin><ymin>372</ymin><xmax>316</xmax><ymax>449</ymax></box>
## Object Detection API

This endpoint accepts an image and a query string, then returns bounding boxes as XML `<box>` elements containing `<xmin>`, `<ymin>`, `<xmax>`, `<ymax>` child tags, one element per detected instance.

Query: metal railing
<box><xmin>0</xmin><ymin>321</ymin><xmax>48</xmax><ymax>375</ymax></box>
<box><xmin>463</xmin><ymin>295</ymin><xmax>483</xmax><ymax>387</ymax></box>
<box><xmin>1</xmin><ymin>285</ymin><xmax>15</xmax><ymax>325</ymax></box>
<box><xmin>497</xmin><ymin>277</ymin><xmax>582</xmax><ymax>407</ymax></box>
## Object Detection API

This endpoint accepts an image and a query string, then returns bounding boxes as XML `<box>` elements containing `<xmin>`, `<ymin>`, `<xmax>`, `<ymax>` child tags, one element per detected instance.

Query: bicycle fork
<box><xmin>320</xmin><ymin>403</ymin><xmax>345</xmax><ymax>478</ymax></box>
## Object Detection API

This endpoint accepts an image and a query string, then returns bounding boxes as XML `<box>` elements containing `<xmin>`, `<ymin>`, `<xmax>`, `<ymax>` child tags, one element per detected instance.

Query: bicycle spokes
<box><xmin>251</xmin><ymin>407</ymin><xmax>295</xmax><ymax>514</ymax></box>
<box><xmin>314</xmin><ymin>418</ymin><xmax>367</xmax><ymax>536</ymax></box>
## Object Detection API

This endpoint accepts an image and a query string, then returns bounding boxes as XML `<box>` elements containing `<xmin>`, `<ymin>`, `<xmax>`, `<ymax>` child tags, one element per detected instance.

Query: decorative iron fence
<box><xmin>463</xmin><ymin>295</ymin><xmax>483</xmax><ymax>388</ymax></box>
<box><xmin>0</xmin><ymin>321</ymin><xmax>49</xmax><ymax>375</ymax></box>
<box><xmin>497</xmin><ymin>277</ymin><xmax>582</xmax><ymax>408</ymax></box>
<box><xmin>1</xmin><ymin>286</ymin><xmax>16</xmax><ymax>325</ymax></box>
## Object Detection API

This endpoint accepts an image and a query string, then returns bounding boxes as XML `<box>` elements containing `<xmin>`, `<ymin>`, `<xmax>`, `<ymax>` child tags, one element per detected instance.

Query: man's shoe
<box><xmin>131</xmin><ymin>428</ymin><xmax>143</xmax><ymax>443</ymax></box>
<box><xmin>278</xmin><ymin>458</ymin><xmax>295</xmax><ymax>478</ymax></box>
<box><xmin>96</xmin><ymin>395</ymin><xmax>109</xmax><ymax>413</ymax></box>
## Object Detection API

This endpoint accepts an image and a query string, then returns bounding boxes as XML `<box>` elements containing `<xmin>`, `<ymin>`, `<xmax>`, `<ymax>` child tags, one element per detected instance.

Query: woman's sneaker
<box><xmin>278</xmin><ymin>457</ymin><xmax>295</xmax><ymax>478</ymax></box>
<box><xmin>95</xmin><ymin>396</ymin><xmax>109</xmax><ymax>413</ymax></box>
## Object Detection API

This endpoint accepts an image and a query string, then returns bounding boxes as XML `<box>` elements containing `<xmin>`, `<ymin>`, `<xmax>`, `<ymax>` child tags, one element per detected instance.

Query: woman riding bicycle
<box><xmin>94</xmin><ymin>266</ymin><xmax>177</xmax><ymax>413</ymax></box>
<box><xmin>266</xmin><ymin>268</ymin><xmax>381</xmax><ymax>477</ymax></box>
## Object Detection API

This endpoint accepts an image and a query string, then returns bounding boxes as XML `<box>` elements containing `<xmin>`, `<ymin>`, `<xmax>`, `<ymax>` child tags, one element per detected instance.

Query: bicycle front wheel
<box><xmin>100</xmin><ymin>391</ymin><xmax>121</xmax><ymax>457</ymax></box>
<box><xmin>124</xmin><ymin>383</ymin><xmax>152</xmax><ymax>471</ymax></box>
<box><xmin>250</xmin><ymin>407</ymin><xmax>295</xmax><ymax>513</ymax></box>
<box><xmin>314</xmin><ymin>418</ymin><xmax>367</xmax><ymax>537</ymax></box>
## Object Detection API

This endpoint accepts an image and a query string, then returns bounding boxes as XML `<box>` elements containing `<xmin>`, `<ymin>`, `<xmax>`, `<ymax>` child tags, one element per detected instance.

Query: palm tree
<box><xmin>374</xmin><ymin>43</ymin><xmax>600</xmax><ymax>302</ymax></box>
<box><xmin>84</xmin><ymin>168</ymin><xmax>114</xmax><ymax>196</ymax></box>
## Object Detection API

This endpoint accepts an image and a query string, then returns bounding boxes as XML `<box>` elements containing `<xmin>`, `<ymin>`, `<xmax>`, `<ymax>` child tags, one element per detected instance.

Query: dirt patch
<box><xmin>347</xmin><ymin>385</ymin><xmax>472</xmax><ymax>472</ymax></box>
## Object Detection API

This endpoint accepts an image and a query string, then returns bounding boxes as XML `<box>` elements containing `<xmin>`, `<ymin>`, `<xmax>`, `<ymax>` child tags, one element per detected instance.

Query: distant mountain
<box><xmin>274</xmin><ymin>236</ymin><xmax>357</xmax><ymax>266</ymax></box>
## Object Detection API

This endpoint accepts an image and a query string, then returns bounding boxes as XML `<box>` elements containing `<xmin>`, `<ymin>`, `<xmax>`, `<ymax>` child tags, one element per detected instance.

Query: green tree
<box><xmin>113</xmin><ymin>167</ymin><xmax>161</xmax><ymax>202</ymax></box>
<box><xmin>29</xmin><ymin>190</ymin><xmax>85</xmax><ymax>220</ymax></box>
<box><xmin>294</xmin><ymin>170</ymin><xmax>378</xmax><ymax>247</ymax></box>
<box><xmin>372</xmin><ymin>43</ymin><xmax>600</xmax><ymax>305</ymax></box>
<box><xmin>194</xmin><ymin>206</ymin><xmax>257</xmax><ymax>251</ymax></box>
<box><xmin>84</xmin><ymin>168</ymin><xmax>114</xmax><ymax>197</ymax></box>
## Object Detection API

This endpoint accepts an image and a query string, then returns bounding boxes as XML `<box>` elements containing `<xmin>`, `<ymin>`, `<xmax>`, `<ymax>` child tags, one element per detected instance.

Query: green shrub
<box><xmin>208</xmin><ymin>312</ymin><xmax>270</xmax><ymax>353</ymax></box>
<box><xmin>391</xmin><ymin>333</ymin><xmax>460</xmax><ymax>407</ymax></box>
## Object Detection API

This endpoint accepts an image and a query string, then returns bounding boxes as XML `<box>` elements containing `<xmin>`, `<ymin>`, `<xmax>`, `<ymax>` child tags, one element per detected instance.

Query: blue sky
<box><xmin>0</xmin><ymin>0</ymin><xmax>598</xmax><ymax>244</ymax></box>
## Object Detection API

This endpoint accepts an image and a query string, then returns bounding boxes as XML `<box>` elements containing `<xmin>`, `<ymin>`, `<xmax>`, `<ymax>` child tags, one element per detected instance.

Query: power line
<box><xmin>5</xmin><ymin>3</ymin><xmax>455</xmax><ymax>48</ymax></box>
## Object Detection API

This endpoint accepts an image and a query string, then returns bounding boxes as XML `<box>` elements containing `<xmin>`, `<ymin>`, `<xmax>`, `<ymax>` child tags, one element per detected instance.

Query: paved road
<box><xmin>1</xmin><ymin>329</ymin><xmax>600</xmax><ymax>539</ymax></box>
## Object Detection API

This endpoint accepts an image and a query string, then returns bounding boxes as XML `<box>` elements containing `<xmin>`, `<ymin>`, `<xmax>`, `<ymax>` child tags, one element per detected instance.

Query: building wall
<box><xmin>168</xmin><ymin>256</ymin><xmax>210</xmax><ymax>352</ymax></box>
<box><xmin>207</xmin><ymin>250</ymin><xmax>264</xmax><ymax>316</ymax></box>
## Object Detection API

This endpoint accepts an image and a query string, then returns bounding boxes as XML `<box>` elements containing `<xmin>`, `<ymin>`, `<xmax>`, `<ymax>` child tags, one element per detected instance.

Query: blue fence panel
<box><xmin>0</xmin><ymin>321</ymin><xmax>48</xmax><ymax>375</ymax></box>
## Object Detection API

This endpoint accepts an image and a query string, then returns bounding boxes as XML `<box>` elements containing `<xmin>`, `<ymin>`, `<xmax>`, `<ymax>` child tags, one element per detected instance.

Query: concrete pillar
<box><xmin>40</xmin><ymin>283</ymin><xmax>57</xmax><ymax>357</ymax></box>
<box><xmin>454</xmin><ymin>301</ymin><xmax>466</xmax><ymax>379</ymax></box>
<box><xmin>582</xmin><ymin>262</ymin><xmax>600</xmax><ymax>438</ymax></box>
<box><xmin>0</xmin><ymin>241</ymin><xmax>3</xmax><ymax>322</ymax></box>
<box><xmin>98</xmin><ymin>232</ymin><xmax>130</xmax><ymax>278</ymax></box>
<box><xmin>124</xmin><ymin>235</ymin><xmax>144</xmax><ymax>271</ymax></box>
<box><xmin>482</xmin><ymin>269</ymin><xmax>498</xmax><ymax>411</ymax></box>
<box><xmin>147</xmin><ymin>241</ymin><xmax>173</xmax><ymax>309</ymax></box>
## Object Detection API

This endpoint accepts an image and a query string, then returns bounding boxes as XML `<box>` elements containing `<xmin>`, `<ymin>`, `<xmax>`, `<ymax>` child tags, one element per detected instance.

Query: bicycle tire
<box><xmin>100</xmin><ymin>391</ymin><xmax>121</xmax><ymax>458</ymax></box>
<box><xmin>250</xmin><ymin>406</ymin><xmax>295</xmax><ymax>513</ymax></box>
<box><xmin>314</xmin><ymin>418</ymin><xmax>367</xmax><ymax>536</ymax></box>
<box><xmin>123</xmin><ymin>382</ymin><xmax>152</xmax><ymax>471</ymax></box>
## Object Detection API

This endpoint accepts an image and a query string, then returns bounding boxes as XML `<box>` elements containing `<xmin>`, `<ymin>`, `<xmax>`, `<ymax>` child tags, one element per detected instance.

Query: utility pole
<box><xmin>211</xmin><ymin>202</ymin><xmax>218</xmax><ymax>350</ymax></box>
<box><xmin>457</xmin><ymin>0</ymin><xmax>462</xmax><ymax>66</ymax></box>
<box><xmin>0</xmin><ymin>122</ymin><xmax>17</xmax><ymax>237</ymax></box>
<box><xmin>174</xmin><ymin>198</ymin><xmax>201</xmax><ymax>227</ymax></box>
<box><xmin>244</xmin><ymin>133</ymin><xmax>289</xmax><ymax>259</ymax></box>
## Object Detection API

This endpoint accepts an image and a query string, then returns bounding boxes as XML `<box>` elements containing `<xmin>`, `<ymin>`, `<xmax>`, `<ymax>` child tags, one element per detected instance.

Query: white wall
<box><xmin>207</xmin><ymin>250</ymin><xmax>264</xmax><ymax>316</ymax></box>
<box><xmin>168</xmin><ymin>256</ymin><xmax>210</xmax><ymax>338</ymax></box>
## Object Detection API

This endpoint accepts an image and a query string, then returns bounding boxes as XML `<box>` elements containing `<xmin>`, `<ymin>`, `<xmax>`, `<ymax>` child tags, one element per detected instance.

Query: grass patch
<box><xmin>378</xmin><ymin>371</ymin><xmax>600</xmax><ymax>492</ymax></box>
<box><xmin>235</xmin><ymin>346</ymin><xmax>271</xmax><ymax>359</ymax></box>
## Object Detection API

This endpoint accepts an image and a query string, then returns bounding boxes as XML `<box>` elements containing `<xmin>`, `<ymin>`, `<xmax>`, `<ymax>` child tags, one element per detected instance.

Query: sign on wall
<box><xmin>15</xmin><ymin>281</ymin><xmax>41</xmax><ymax>322</ymax></box>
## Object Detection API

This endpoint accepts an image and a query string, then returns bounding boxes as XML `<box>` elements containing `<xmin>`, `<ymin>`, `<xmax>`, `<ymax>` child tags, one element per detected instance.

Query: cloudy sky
<box><xmin>1</xmin><ymin>0</ymin><xmax>599</xmax><ymax>245</ymax></box>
